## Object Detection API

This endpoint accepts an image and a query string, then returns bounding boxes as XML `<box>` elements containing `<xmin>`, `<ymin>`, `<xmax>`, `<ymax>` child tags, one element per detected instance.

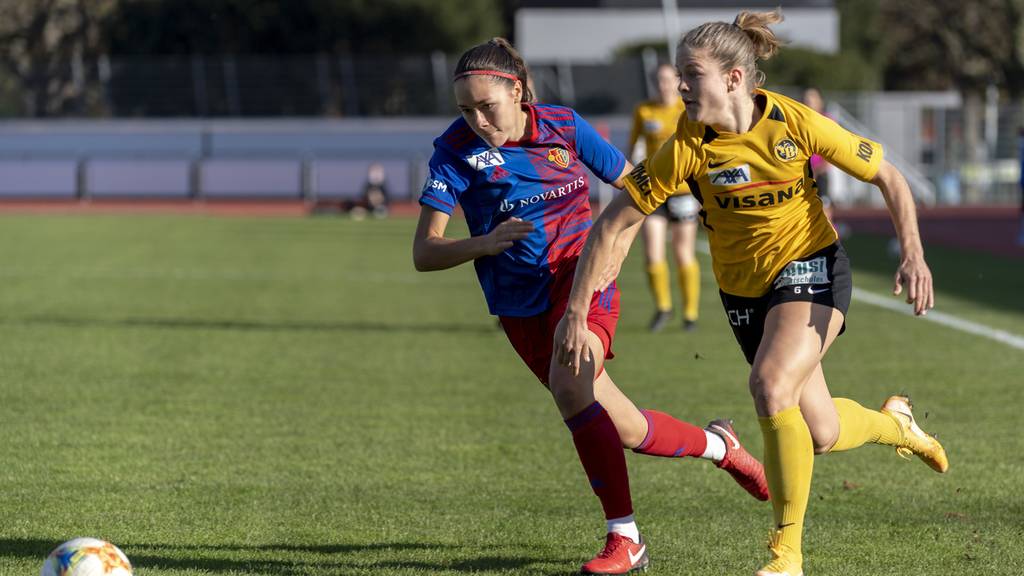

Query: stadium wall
<box><xmin>0</xmin><ymin>117</ymin><xmax>633</xmax><ymax>201</ymax></box>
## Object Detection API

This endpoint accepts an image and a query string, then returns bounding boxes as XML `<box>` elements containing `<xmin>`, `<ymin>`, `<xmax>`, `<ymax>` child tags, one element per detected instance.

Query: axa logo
<box><xmin>708</xmin><ymin>164</ymin><xmax>751</xmax><ymax>186</ymax></box>
<box><xmin>465</xmin><ymin>147</ymin><xmax>505</xmax><ymax>171</ymax></box>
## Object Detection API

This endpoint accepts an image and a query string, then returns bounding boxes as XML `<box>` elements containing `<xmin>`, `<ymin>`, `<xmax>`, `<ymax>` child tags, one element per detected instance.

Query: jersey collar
<box><xmin>502</xmin><ymin>103</ymin><xmax>537</xmax><ymax>147</ymax></box>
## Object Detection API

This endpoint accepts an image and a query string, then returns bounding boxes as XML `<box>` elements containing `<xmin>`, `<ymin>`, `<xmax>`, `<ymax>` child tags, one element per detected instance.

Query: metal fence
<box><xmin>0</xmin><ymin>53</ymin><xmax>653</xmax><ymax>119</ymax></box>
<box><xmin>0</xmin><ymin>53</ymin><xmax>1021</xmax><ymax>205</ymax></box>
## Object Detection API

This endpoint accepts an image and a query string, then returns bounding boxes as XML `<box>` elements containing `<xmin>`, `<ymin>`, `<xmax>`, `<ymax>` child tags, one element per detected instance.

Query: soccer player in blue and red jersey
<box><xmin>414</xmin><ymin>38</ymin><xmax>769</xmax><ymax>575</ymax></box>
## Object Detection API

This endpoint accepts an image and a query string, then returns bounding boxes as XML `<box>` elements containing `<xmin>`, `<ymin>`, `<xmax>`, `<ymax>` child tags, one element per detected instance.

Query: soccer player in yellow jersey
<box><xmin>555</xmin><ymin>9</ymin><xmax>949</xmax><ymax>576</ymax></box>
<box><xmin>628</xmin><ymin>63</ymin><xmax>702</xmax><ymax>332</ymax></box>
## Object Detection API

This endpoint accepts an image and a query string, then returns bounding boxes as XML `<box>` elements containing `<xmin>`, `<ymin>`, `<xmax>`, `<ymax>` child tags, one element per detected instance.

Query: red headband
<box><xmin>454</xmin><ymin>70</ymin><xmax>520</xmax><ymax>83</ymax></box>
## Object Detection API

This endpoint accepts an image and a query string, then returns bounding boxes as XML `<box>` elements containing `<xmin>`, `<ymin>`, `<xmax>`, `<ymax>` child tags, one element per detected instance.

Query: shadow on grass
<box><xmin>0</xmin><ymin>537</ymin><xmax>53</xmax><ymax>559</ymax></box>
<box><xmin>0</xmin><ymin>538</ymin><xmax>575</xmax><ymax>575</ymax></box>
<box><xmin>10</xmin><ymin>315</ymin><xmax>500</xmax><ymax>335</ymax></box>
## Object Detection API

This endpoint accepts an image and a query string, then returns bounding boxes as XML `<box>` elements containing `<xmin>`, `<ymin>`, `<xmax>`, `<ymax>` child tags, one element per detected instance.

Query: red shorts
<box><xmin>499</xmin><ymin>260</ymin><xmax>619</xmax><ymax>384</ymax></box>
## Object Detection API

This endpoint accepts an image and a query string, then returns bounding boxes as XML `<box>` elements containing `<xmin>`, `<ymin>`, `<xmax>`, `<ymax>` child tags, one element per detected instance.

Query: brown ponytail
<box><xmin>454</xmin><ymin>38</ymin><xmax>534</xmax><ymax>103</ymax></box>
<box><xmin>678</xmin><ymin>8</ymin><xmax>784</xmax><ymax>91</ymax></box>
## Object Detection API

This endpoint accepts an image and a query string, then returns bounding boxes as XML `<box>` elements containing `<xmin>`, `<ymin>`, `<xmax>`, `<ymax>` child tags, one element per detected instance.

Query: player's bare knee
<box><xmin>811</xmin><ymin>427</ymin><xmax>840</xmax><ymax>454</ymax></box>
<box><xmin>748</xmin><ymin>371</ymin><xmax>799</xmax><ymax>415</ymax></box>
<box><xmin>615</xmin><ymin>422</ymin><xmax>646</xmax><ymax>449</ymax></box>
<box><xmin>548</xmin><ymin>371</ymin><xmax>593</xmax><ymax>415</ymax></box>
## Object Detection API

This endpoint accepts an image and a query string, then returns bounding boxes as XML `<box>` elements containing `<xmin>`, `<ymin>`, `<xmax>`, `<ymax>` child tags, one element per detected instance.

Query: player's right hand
<box><xmin>893</xmin><ymin>251</ymin><xmax>934</xmax><ymax>316</ymax></box>
<box><xmin>483</xmin><ymin>217</ymin><xmax>534</xmax><ymax>255</ymax></box>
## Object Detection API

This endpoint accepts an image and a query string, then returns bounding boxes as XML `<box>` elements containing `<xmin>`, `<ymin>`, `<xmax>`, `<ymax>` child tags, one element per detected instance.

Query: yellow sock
<box><xmin>678</xmin><ymin>260</ymin><xmax>700</xmax><ymax>321</ymax></box>
<box><xmin>759</xmin><ymin>406</ymin><xmax>812</xmax><ymax>563</ymax></box>
<box><xmin>828</xmin><ymin>397</ymin><xmax>903</xmax><ymax>452</ymax></box>
<box><xmin>645</xmin><ymin>261</ymin><xmax>672</xmax><ymax>311</ymax></box>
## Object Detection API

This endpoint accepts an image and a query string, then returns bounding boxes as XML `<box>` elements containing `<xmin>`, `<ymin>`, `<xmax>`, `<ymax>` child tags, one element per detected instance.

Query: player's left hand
<box><xmin>893</xmin><ymin>251</ymin><xmax>934</xmax><ymax>316</ymax></box>
<box><xmin>554</xmin><ymin>312</ymin><xmax>591</xmax><ymax>377</ymax></box>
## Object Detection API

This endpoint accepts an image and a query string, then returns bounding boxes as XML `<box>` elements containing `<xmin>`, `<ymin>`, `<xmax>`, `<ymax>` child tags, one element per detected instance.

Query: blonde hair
<box><xmin>679</xmin><ymin>8</ymin><xmax>784</xmax><ymax>91</ymax></box>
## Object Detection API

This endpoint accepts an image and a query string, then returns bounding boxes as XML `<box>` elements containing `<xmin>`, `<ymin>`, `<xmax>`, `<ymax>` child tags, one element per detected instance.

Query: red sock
<box><xmin>565</xmin><ymin>402</ymin><xmax>633</xmax><ymax>520</ymax></box>
<box><xmin>632</xmin><ymin>409</ymin><xmax>708</xmax><ymax>458</ymax></box>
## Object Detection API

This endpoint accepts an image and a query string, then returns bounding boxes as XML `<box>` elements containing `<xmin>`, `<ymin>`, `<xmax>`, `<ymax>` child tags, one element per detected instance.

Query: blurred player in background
<box><xmin>414</xmin><ymin>38</ymin><xmax>768</xmax><ymax>575</ymax></box>
<box><xmin>629</xmin><ymin>63</ymin><xmax>702</xmax><ymax>332</ymax></box>
<box><xmin>801</xmin><ymin>87</ymin><xmax>834</xmax><ymax>225</ymax></box>
<box><xmin>555</xmin><ymin>10</ymin><xmax>948</xmax><ymax>576</ymax></box>
<box><xmin>1018</xmin><ymin>128</ymin><xmax>1024</xmax><ymax>246</ymax></box>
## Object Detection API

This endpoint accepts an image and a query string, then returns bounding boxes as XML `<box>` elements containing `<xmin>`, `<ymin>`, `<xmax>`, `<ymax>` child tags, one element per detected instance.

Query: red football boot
<box><xmin>580</xmin><ymin>533</ymin><xmax>648</xmax><ymax>574</ymax></box>
<box><xmin>706</xmin><ymin>419</ymin><xmax>771</xmax><ymax>501</ymax></box>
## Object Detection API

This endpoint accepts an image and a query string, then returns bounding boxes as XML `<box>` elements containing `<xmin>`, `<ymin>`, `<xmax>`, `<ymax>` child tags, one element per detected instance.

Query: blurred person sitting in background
<box><xmin>349</xmin><ymin>162</ymin><xmax>390</xmax><ymax>219</ymax></box>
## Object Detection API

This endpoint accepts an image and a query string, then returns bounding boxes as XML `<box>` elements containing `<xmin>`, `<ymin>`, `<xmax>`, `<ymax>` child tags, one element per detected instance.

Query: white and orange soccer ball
<box><xmin>40</xmin><ymin>538</ymin><xmax>133</xmax><ymax>576</ymax></box>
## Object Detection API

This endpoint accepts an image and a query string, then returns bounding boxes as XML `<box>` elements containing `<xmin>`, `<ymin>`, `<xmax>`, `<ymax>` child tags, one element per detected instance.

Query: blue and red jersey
<box><xmin>419</xmin><ymin>103</ymin><xmax>626</xmax><ymax>317</ymax></box>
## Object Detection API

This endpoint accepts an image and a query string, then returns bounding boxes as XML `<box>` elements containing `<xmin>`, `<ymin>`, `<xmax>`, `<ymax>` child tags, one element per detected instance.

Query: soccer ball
<box><xmin>40</xmin><ymin>538</ymin><xmax>133</xmax><ymax>576</ymax></box>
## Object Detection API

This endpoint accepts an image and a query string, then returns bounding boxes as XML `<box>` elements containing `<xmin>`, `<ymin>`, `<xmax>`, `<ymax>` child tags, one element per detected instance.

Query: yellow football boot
<box><xmin>755</xmin><ymin>530</ymin><xmax>803</xmax><ymax>576</ymax></box>
<box><xmin>881</xmin><ymin>395</ymin><xmax>949</xmax><ymax>473</ymax></box>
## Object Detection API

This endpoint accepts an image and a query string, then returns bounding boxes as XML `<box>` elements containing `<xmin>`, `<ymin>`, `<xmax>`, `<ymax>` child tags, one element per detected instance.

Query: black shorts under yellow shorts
<box><xmin>718</xmin><ymin>242</ymin><xmax>852</xmax><ymax>365</ymax></box>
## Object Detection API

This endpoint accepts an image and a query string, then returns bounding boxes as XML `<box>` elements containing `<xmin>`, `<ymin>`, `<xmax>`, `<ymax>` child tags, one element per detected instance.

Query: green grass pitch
<box><xmin>0</xmin><ymin>214</ymin><xmax>1020</xmax><ymax>575</ymax></box>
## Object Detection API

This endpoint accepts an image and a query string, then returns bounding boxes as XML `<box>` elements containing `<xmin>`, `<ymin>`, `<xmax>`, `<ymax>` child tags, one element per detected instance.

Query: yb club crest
<box><xmin>547</xmin><ymin>147</ymin><xmax>571</xmax><ymax>168</ymax></box>
<box><xmin>773</xmin><ymin>138</ymin><xmax>798</xmax><ymax>162</ymax></box>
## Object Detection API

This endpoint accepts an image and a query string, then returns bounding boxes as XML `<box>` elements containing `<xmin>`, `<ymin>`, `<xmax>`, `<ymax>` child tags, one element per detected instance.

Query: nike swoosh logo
<box><xmin>807</xmin><ymin>287</ymin><xmax>830</xmax><ymax>294</ymax></box>
<box><xmin>710</xmin><ymin>424</ymin><xmax>740</xmax><ymax>449</ymax></box>
<box><xmin>778</xmin><ymin>523</ymin><xmax>796</xmax><ymax>529</ymax></box>
<box><xmin>707</xmin><ymin>158</ymin><xmax>735</xmax><ymax>168</ymax></box>
<box><xmin>628</xmin><ymin>544</ymin><xmax>646</xmax><ymax>565</ymax></box>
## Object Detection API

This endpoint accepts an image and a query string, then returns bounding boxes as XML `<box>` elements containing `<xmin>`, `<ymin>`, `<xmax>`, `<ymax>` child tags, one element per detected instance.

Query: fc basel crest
<box><xmin>547</xmin><ymin>147</ymin><xmax>571</xmax><ymax>168</ymax></box>
<box><xmin>773</xmin><ymin>138</ymin><xmax>798</xmax><ymax>162</ymax></box>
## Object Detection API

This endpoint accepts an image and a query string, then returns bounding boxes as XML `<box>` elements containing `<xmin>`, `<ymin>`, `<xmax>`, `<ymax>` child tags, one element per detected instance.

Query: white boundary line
<box><xmin>850</xmin><ymin>289</ymin><xmax>1024</xmax><ymax>351</ymax></box>
<box><xmin>697</xmin><ymin>240</ymin><xmax>1024</xmax><ymax>351</ymax></box>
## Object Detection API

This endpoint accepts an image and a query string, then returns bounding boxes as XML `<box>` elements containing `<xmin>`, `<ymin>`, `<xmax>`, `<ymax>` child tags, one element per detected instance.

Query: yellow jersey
<box><xmin>629</xmin><ymin>99</ymin><xmax>691</xmax><ymax>197</ymax></box>
<box><xmin>624</xmin><ymin>89</ymin><xmax>883</xmax><ymax>297</ymax></box>
<box><xmin>629</xmin><ymin>99</ymin><xmax>685</xmax><ymax>157</ymax></box>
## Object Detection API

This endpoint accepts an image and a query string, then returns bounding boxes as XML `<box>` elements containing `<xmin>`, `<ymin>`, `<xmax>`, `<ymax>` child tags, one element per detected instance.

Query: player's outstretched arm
<box><xmin>869</xmin><ymin>159</ymin><xmax>934</xmax><ymax>315</ymax></box>
<box><xmin>413</xmin><ymin>206</ymin><xmax>534</xmax><ymax>272</ymax></box>
<box><xmin>593</xmin><ymin>216</ymin><xmax>643</xmax><ymax>293</ymax></box>
<box><xmin>554</xmin><ymin>192</ymin><xmax>646</xmax><ymax>375</ymax></box>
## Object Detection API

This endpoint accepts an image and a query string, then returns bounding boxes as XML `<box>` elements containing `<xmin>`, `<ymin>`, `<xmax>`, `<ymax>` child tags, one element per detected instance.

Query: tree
<box><xmin>880</xmin><ymin>0</ymin><xmax>1014</xmax><ymax>93</ymax></box>
<box><xmin>879</xmin><ymin>0</ymin><xmax>1024</xmax><ymax>161</ymax></box>
<box><xmin>97</xmin><ymin>0</ymin><xmax>505</xmax><ymax>116</ymax></box>
<box><xmin>102</xmin><ymin>0</ymin><xmax>504</xmax><ymax>56</ymax></box>
<box><xmin>0</xmin><ymin>0</ymin><xmax>115</xmax><ymax>117</ymax></box>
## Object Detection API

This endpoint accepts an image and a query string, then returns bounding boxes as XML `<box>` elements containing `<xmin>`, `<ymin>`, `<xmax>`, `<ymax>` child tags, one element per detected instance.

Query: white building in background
<box><xmin>513</xmin><ymin>1</ymin><xmax>962</xmax><ymax>205</ymax></box>
<box><xmin>516</xmin><ymin>0</ymin><xmax>839</xmax><ymax>64</ymax></box>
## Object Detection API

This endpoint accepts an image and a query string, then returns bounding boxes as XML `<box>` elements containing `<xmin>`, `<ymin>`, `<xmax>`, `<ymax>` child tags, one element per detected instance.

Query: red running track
<box><xmin>836</xmin><ymin>204</ymin><xmax>1023</xmax><ymax>259</ymax></box>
